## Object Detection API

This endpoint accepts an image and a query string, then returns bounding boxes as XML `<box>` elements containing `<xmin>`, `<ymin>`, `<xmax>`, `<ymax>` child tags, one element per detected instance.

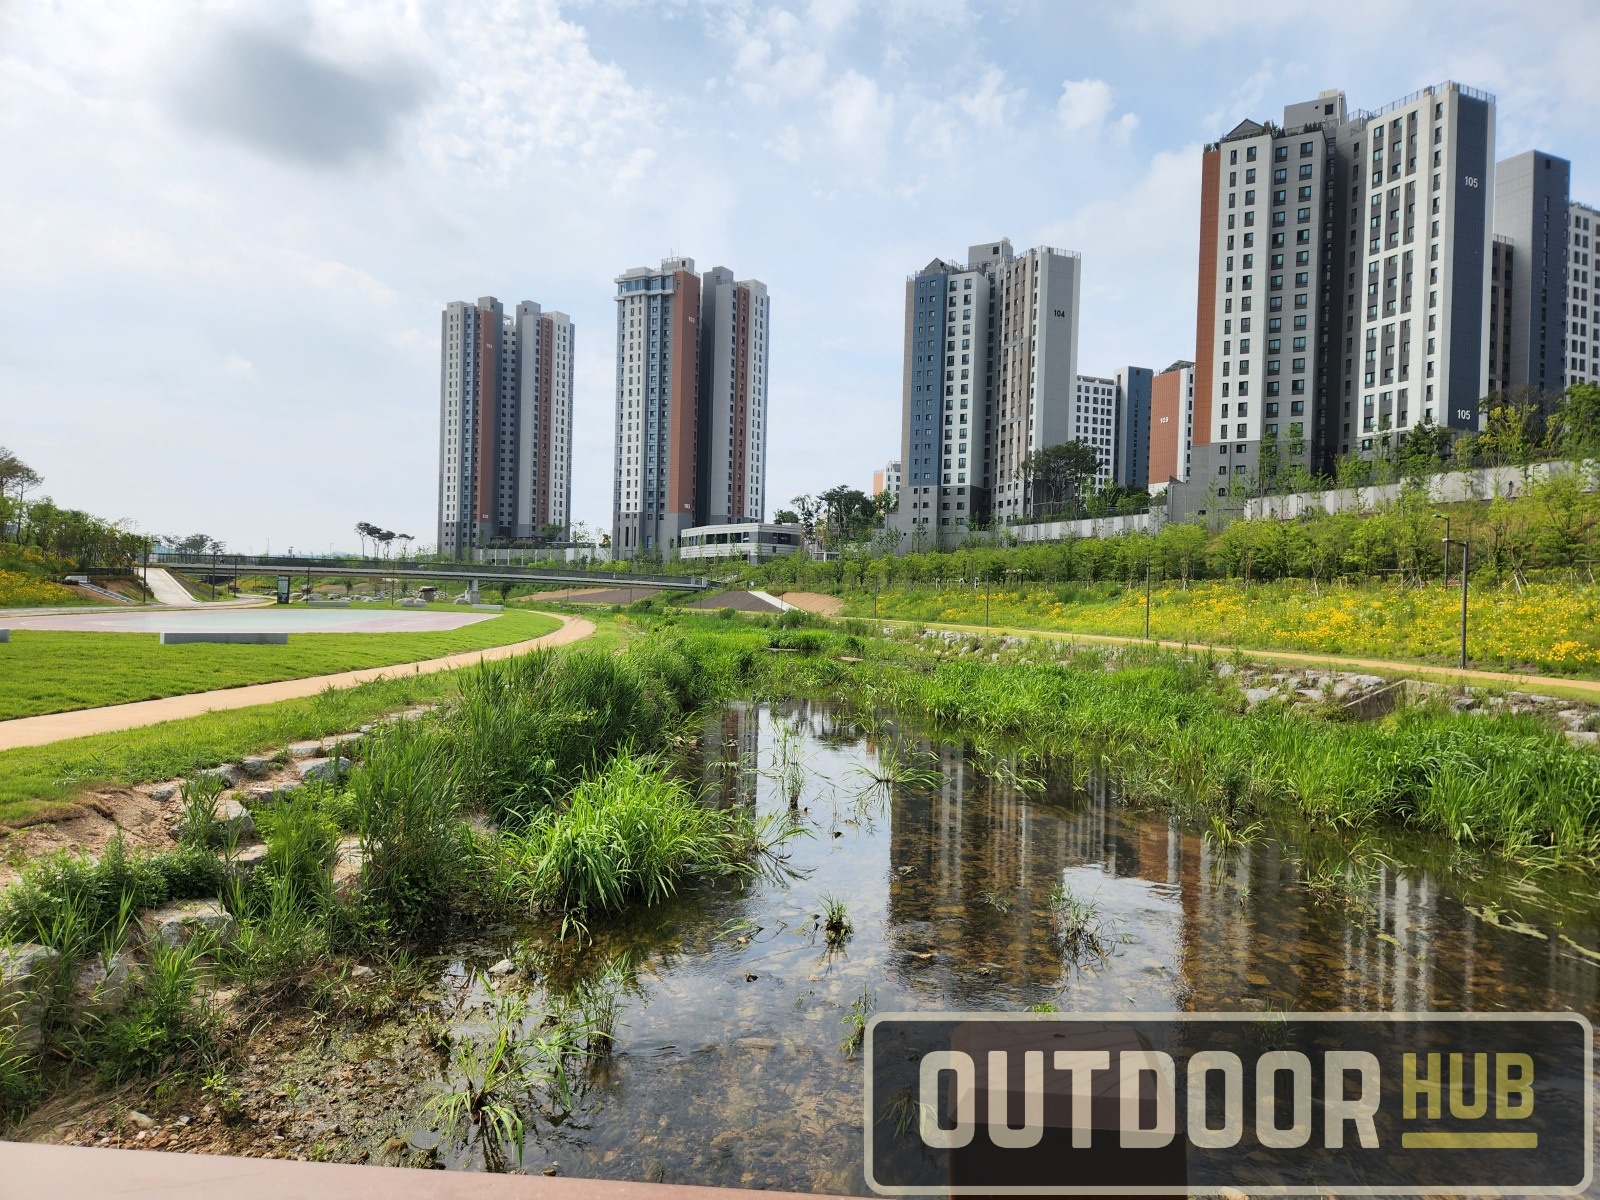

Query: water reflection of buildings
<box><xmin>699</xmin><ymin>700</ymin><xmax>760</xmax><ymax>806</ymax></box>
<box><xmin>882</xmin><ymin>740</ymin><xmax>1600</xmax><ymax>1016</ymax></box>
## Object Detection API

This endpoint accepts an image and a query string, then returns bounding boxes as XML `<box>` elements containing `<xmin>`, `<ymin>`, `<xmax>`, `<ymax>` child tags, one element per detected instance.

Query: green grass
<box><xmin>0</xmin><ymin>609</ymin><xmax>562</xmax><ymax>720</ymax></box>
<box><xmin>0</xmin><ymin>619</ymin><xmax>624</xmax><ymax>828</ymax></box>
<box><xmin>835</xmin><ymin>577</ymin><xmax>1600</xmax><ymax>679</ymax></box>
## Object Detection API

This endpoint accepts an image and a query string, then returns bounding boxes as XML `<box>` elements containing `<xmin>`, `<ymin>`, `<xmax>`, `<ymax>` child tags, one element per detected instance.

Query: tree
<box><xmin>1554</xmin><ymin>382</ymin><xmax>1600</xmax><ymax>461</ymax></box>
<box><xmin>0</xmin><ymin>446</ymin><xmax>42</xmax><ymax>518</ymax></box>
<box><xmin>789</xmin><ymin>495</ymin><xmax>824</xmax><ymax>538</ymax></box>
<box><xmin>1019</xmin><ymin>441</ymin><xmax>1099</xmax><ymax>516</ymax></box>
<box><xmin>773</xmin><ymin>509</ymin><xmax>800</xmax><ymax>525</ymax></box>
<box><xmin>1395</xmin><ymin>422</ymin><xmax>1454</xmax><ymax>477</ymax></box>
<box><xmin>817</xmin><ymin>484</ymin><xmax>876</xmax><ymax>544</ymax></box>
<box><xmin>165</xmin><ymin>532</ymin><xmax>222</xmax><ymax>555</ymax></box>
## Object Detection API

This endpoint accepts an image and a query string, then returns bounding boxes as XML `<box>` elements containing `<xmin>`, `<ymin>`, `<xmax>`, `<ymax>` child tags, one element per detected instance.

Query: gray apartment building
<box><xmin>1491</xmin><ymin>150</ymin><xmax>1571</xmax><ymax>400</ymax></box>
<box><xmin>896</xmin><ymin>238</ymin><xmax>1082</xmax><ymax>546</ymax></box>
<box><xmin>436</xmin><ymin>296</ymin><xmax>574</xmax><ymax>558</ymax></box>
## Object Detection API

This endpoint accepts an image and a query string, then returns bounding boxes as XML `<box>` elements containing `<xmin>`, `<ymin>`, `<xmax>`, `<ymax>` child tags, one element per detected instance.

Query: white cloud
<box><xmin>1058</xmin><ymin>78</ymin><xmax>1115</xmax><ymax>134</ymax></box>
<box><xmin>222</xmin><ymin>353</ymin><xmax>258</xmax><ymax>380</ymax></box>
<box><xmin>1057</xmin><ymin>77</ymin><xmax>1137</xmax><ymax>141</ymax></box>
<box><xmin>824</xmin><ymin>69</ymin><xmax>894</xmax><ymax>163</ymax></box>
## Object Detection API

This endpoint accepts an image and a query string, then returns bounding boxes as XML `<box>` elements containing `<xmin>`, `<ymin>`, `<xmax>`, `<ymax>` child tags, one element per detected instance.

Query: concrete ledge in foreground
<box><xmin>0</xmin><ymin>1142</ymin><xmax>822</xmax><ymax>1200</ymax></box>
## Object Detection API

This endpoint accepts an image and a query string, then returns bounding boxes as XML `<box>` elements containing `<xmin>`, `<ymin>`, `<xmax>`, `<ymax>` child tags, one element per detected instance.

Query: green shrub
<box><xmin>346</xmin><ymin>719</ymin><xmax>473</xmax><ymax>932</ymax></box>
<box><xmin>85</xmin><ymin>937</ymin><xmax>216</xmax><ymax>1083</ymax></box>
<box><xmin>0</xmin><ymin>836</ymin><xmax>222</xmax><ymax>955</ymax></box>
<box><xmin>505</xmin><ymin>754</ymin><xmax>747</xmax><ymax>928</ymax></box>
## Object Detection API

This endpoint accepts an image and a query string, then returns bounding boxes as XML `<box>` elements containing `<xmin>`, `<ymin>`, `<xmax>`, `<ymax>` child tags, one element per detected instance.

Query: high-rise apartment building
<box><xmin>1178</xmin><ymin>81</ymin><xmax>1495</xmax><ymax>515</ymax></box>
<box><xmin>872</xmin><ymin>460</ymin><xmax>902</xmax><ymax>501</ymax></box>
<box><xmin>1072</xmin><ymin>375</ymin><xmax>1119</xmax><ymax>492</ymax></box>
<box><xmin>1568</xmin><ymin>200</ymin><xmax>1599</xmax><ymax>385</ymax></box>
<box><xmin>1114</xmin><ymin>366</ymin><xmax>1153</xmax><ymax>491</ymax></box>
<box><xmin>612</xmin><ymin>257</ymin><xmax>771</xmax><ymax>557</ymax></box>
<box><xmin>1147</xmin><ymin>360</ymin><xmax>1197</xmax><ymax>486</ymax></box>
<box><xmin>698</xmin><ymin>268</ymin><xmax>771</xmax><ymax>526</ymax></box>
<box><xmin>1492</xmin><ymin>150</ymin><xmax>1570</xmax><ymax>397</ymax></box>
<box><xmin>436</xmin><ymin>296</ymin><xmax>574</xmax><ymax>558</ymax></box>
<box><xmin>897</xmin><ymin>238</ymin><xmax>1081</xmax><ymax>545</ymax></box>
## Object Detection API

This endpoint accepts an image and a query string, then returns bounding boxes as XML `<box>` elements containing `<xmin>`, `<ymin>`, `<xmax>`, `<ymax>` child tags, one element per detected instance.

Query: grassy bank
<box><xmin>0</xmin><ymin>610</ymin><xmax>562</xmax><ymax>720</ymax></box>
<box><xmin>0</xmin><ymin>616</ymin><xmax>618</xmax><ymax>827</ymax></box>
<box><xmin>831</xmin><ymin>578</ymin><xmax>1600</xmax><ymax>677</ymax></box>
<box><xmin>0</xmin><ymin>569</ymin><xmax>100</xmax><ymax>608</ymax></box>
<box><xmin>0</xmin><ymin>622</ymin><xmax>773</xmax><ymax>1135</ymax></box>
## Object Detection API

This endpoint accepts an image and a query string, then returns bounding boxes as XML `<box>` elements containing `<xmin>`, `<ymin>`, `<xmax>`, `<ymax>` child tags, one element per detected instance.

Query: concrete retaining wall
<box><xmin>160</xmin><ymin>632</ymin><xmax>289</xmax><ymax>645</ymax></box>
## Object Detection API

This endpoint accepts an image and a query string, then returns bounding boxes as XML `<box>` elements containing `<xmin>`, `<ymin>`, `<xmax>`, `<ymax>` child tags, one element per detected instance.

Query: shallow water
<box><xmin>432</xmin><ymin>700</ymin><xmax>1600</xmax><ymax>1193</ymax></box>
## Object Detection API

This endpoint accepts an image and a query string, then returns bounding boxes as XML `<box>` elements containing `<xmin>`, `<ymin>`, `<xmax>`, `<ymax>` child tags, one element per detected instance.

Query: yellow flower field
<box><xmin>841</xmin><ymin>579</ymin><xmax>1600</xmax><ymax>674</ymax></box>
<box><xmin>0</xmin><ymin>568</ymin><xmax>83</xmax><ymax>607</ymax></box>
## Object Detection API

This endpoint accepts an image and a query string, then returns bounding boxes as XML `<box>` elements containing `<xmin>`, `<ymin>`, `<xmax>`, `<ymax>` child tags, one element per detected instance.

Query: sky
<box><xmin>4</xmin><ymin>0</ymin><xmax>1600</xmax><ymax>554</ymax></box>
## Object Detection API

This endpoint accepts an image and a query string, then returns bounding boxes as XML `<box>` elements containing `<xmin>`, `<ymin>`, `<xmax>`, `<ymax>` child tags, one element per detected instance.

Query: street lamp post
<box><xmin>1433</xmin><ymin>514</ymin><xmax>1450</xmax><ymax>586</ymax></box>
<box><xmin>1144</xmin><ymin>564</ymin><xmax>1152</xmax><ymax>640</ymax></box>
<box><xmin>1442</xmin><ymin>535</ymin><xmax>1469</xmax><ymax>672</ymax></box>
<box><xmin>211</xmin><ymin>549</ymin><xmax>218</xmax><ymax>601</ymax></box>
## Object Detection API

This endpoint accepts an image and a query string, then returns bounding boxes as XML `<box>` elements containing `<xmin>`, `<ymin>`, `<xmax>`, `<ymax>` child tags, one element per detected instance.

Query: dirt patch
<box><xmin>0</xmin><ymin>785</ymin><xmax>187</xmax><ymax>884</ymax></box>
<box><xmin>684</xmin><ymin>591</ymin><xmax>784</xmax><ymax>613</ymax></box>
<box><xmin>781</xmin><ymin>592</ymin><xmax>844</xmax><ymax>616</ymax></box>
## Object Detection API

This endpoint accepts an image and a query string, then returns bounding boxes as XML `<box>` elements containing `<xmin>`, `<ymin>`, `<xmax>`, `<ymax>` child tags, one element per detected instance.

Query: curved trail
<box><xmin>0</xmin><ymin>613</ymin><xmax>594</xmax><ymax>752</ymax></box>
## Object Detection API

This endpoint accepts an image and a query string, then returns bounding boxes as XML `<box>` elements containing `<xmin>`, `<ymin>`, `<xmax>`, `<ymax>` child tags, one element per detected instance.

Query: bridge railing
<box><xmin>153</xmin><ymin>554</ymin><xmax>708</xmax><ymax>590</ymax></box>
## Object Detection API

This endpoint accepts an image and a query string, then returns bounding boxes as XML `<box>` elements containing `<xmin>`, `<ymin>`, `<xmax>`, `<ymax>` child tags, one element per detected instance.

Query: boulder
<box><xmin>172</xmin><ymin>794</ymin><xmax>254</xmax><ymax>843</ymax></box>
<box><xmin>1567</xmin><ymin>731</ymin><xmax>1600</xmax><ymax>748</ymax></box>
<box><xmin>297</xmin><ymin>756</ymin><xmax>351</xmax><ymax>783</ymax></box>
<box><xmin>224</xmin><ymin>842</ymin><xmax>271</xmax><ymax>881</ymax></box>
<box><xmin>332</xmin><ymin>837</ymin><xmax>364</xmax><ymax>902</ymax></box>
<box><xmin>320</xmin><ymin>733</ymin><xmax>361</xmax><ymax>753</ymax></box>
<box><xmin>71</xmin><ymin>953</ymin><xmax>135</xmax><ymax>1017</ymax></box>
<box><xmin>140</xmin><ymin>899</ymin><xmax>237</xmax><ymax>949</ymax></box>
<box><xmin>238</xmin><ymin>756</ymin><xmax>273</xmax><ymax>779</ymax></box>
<box><xmin>1341</xmin><ymin>680</ymin><xmax>1404</xmax><ymax>722</ymax></box>
<box><xmin>148</xmin><ymin>783</ymin><xmax>180</xmax><ymax>803</ymax></box>
<box><xmin>0</xmin><ymin>943</ymin><xmax>60</xmax><ymax>1053</ymax></box>
<box><xmin>286</xmin><ymin>741</ymin><xmax>324</xmax><ymax>759</ymax></box>
<box><xmin>1244</xmin><ymin>687</ymin><xmax>1275</xmax><ymax>708</ymax></box>
<box><xmin>244</xmin><ymin>781</ymin><xmax>299</xmax><ymax>805</ymax></box>
<box><xmin>197</xmin><ymin>765</ymin><xmax>240</xmax><ymax>788</ymax></box>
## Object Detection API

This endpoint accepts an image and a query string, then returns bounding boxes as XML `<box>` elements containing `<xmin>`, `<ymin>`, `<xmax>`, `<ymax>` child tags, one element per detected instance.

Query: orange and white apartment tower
<box><xmin>612</xmin><ymin>257</ymin><xmax>771</xmax><ymax>558</ymax></box>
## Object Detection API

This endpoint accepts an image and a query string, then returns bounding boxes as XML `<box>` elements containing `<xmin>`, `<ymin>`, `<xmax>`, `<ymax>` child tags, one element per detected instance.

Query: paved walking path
<box><xmin>0</xmin><ymin>613</ymin><xmax>594</xmax><ymax>751</ymax></box>
<box><xmin>139</xmin><ymin>566</ymin><xmax>234</xmax><ymax>607</ymax></box>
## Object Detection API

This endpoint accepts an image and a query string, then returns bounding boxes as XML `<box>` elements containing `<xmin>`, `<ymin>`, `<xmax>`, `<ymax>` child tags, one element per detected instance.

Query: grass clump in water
<box><xmin>505</xmin><ymin>754</ymin><xmax>757</xmax><ymax>935</ymax></box>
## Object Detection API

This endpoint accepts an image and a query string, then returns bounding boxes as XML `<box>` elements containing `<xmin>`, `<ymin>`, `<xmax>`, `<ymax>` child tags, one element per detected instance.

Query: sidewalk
<box><xmin>0</xmin><ymin>614</ymin><xmax>595</xmax><ymax>751</ymax></box>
